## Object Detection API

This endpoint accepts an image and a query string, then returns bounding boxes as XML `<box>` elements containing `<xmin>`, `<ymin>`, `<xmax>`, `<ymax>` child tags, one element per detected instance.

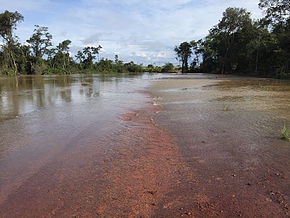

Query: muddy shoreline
<box><xmin>0</xmin><ymin>75</ymin><xmax>289</xmax><ymax>217</ymax></box>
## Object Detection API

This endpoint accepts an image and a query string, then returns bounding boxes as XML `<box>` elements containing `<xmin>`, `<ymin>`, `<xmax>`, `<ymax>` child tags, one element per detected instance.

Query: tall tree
<box><xmin>217</xmin><ymin>7</ymin><xmax>252</xmax><ymax>74</ymax></box>
<box><xmin>189</xmin><ymin>40</ymin><xmax>200</xmax><ymax>71</ymax></box>
<box><xmin>82</xmin><ymin>45</ymin><xmax>102</xmax><ymax>69</ymax></box>
<box><xmin>75</xmin><ymin>51</ymin><xmax>85</xmax><ymax>69</ymax></box>
<box><xmin>0</xmin><ymin>10</ymin><xmax>23</xmax><ymax>76</ymax></box>
<box><xmin>201</xmin><ymin>8</ymin><xmax>254</xmax><ymax>74</ymax></box>
<box><xmin>26</xmin><ymin>25</ymin><xmax>52</xmax><ymax>74</ymax></box>
<box><xmin>259</xmin><ymin>0</ymin><xmax>290</xmax><ymax>24</ymax></box>
<box><xmin>259</xmin><ymin>0</ymin><xmax>290</xmax><ymax>78</ymax></box>
<box><xmin>26</xmin><ymin>25</ymin><xmax>52</xmax><ymax>58</ymax></box>
<box><xmin>175</xmin><ymin>41</ymin><xmax>192</xmax><ymax>73</ymax></box>
<box><xmin>52</xmin><ymin>39</ymin><xmax>72</xmax><ymax>70</ymax></box>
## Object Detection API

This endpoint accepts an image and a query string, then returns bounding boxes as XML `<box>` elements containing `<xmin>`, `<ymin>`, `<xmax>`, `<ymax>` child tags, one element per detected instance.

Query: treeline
<box><xmin>175</xmin><ymin>0</ymin><xmax>290</xmax><ymax>79</ymax></box>
<box><xmin>0</xmin><ymin>12</ymin><xmax>148</xmax><ymax>76</ymax></box>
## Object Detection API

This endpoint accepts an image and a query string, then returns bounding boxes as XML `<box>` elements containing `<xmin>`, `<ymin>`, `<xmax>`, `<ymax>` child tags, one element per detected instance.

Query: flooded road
<box><xmin>0</xmin><ymin>74</ymin><xmax>167</xmax><ymax>217</ymax></box>
<box><xmin>0</xmin><ymin>73</ymin><xmax>289</xmax><ymax>217</ymax></box>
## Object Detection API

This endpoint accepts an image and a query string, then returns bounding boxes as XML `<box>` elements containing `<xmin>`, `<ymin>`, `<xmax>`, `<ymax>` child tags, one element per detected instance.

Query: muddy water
<box><xmin>1</xmin><ymin>73</ymin><xmax>290</xmax><ymax>217</ymax></box>
<box><xmin>0</xmin><ymin>73</ymin><xmax>166</xmax><ymax>217</ymax></box>
<box><xmin>151</xmin><ymin>75</ymin><xmax>290</xmax><ymax>217</ymax></box>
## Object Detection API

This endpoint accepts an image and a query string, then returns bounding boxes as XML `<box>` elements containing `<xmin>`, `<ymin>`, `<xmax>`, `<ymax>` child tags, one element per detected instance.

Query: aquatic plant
<box><xmin>81</xmin><ymin>81</ymin><xmax>90</xmax><ymax>86</ymax></box>
<box><xmin>280</xmin><ymin>125</ymin><xmax>290</xmax><ymax>141</ymax></box>
<box><xmin>222</xmin><ymin>103</ymin><xmax>231</xmax><ymax>111</ymax></box>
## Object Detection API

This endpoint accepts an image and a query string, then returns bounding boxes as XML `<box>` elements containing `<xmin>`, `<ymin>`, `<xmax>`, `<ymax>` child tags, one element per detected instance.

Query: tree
<box><xmin>189</xmin><ymin>40</ymin><xmax>200</xmax><ymax>71</ymax></box>
<box><xmin>75</xmin><ymin>51</ymin><xmax>84</xmax><ymax>69</ymax></box>
<box><xmin>259</xmin><ymin>0</ymin><xmax>290</xmax><ymax>24</ymax></box>
<box><xmin>124</xmin><ymin>61</ymin><xmax>143</xmax><ymax>73</ymax></box>
<box><xmin>52</xmin><ymin>39</ymin><xmax>72</xmax><ymax>70</ymax></box>
<box><xmin>0</xmin><ymin>10</ymin><xmax>24</xmax><ymax>76</ymax></box>
<box><xmin>81</xmin><ymin>45</ymin><xmax>102</xmax><ymax>69</ymax></box>
<box><xmin>217</xmin><ymin>7</ymin><xmax>252</xmax><ymax>74</ymax></box>
<box><xmin>161</xmin><ymin>63</ymin><xmax>174</xmax><ymax>72</ymax></box>
<box><xmin>259</xmin><ymin>0</ymin><xmax>290</xmax><ymax>78</ymax></box>
<box><xmin>25</xmin><ymin>25</ymin><xmax>53</xmax><ymax>74</ymax></box>
<box><xmin>200</xmin><ymin>8</ymin><xmax>254</xmax><ymax>74</ymax></box>
<box><xmin>97</xmin><ymin>58</ymin><xmax>114</xmax><ymax>72</ymax></box>
<box><xmin>174</xmin><ymin>41</ymin><xmax>192</xmax><ymax>73</ymax></box>
<box><xmin>27</xmin><ymin>25</ymin><xmax>52</xmax><ymax>58</ymax></box>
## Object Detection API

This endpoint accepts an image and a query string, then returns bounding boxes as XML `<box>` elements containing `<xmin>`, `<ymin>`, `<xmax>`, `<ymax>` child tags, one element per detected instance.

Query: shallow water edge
<box><xmin>0</xmin><ymin>73</ymin><xmax>289</xmax><ymax>217</ymax></box>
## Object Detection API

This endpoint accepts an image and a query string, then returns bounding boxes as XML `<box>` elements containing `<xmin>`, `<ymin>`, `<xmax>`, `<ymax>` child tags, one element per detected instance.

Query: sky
<box><xmin>1</xmin><ymin>0</ymin><xmax>263</xmax><ymax>66</ymax></box>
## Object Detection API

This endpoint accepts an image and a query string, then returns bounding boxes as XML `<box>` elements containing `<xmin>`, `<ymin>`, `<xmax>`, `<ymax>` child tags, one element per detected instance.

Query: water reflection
<box><xmin>0</xmin><ymin>73</ymin><xmax>165</xmax><ymax>122</ymax></box>
<box><xmin>0</xmin><ymin>75</ymin><xmax>101</xmax><ymax>121</ymax></box>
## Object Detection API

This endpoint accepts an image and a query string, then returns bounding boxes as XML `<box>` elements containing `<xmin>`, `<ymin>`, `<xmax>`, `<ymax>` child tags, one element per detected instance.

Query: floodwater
<box><xmin>0</xmin><ymin>74</ymin><xmax>164</xmax><ymax>122</ymax></box>
<box><xmin>0</xmin><ymin>73</ymin><xmax>165</xmax><ymax>216</ymax></box>
<box><xmin>150</xmin><ymin>75</ymin><xmax>290</xmax><ymax>217</ymax></box>
<box><xmin>0</xmin><ymin>73</ymin><xmax>289</xmax><ymax>217</ymax></box>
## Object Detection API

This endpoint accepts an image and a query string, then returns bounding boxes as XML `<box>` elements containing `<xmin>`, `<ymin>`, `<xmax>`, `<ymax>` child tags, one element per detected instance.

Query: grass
<box><xmin>257</xmin><ymin>82</ymin><xmax>273</xmax><ymax>91</ymax></box>
<box><xmin>280</xmin><ymin>125</ymin><xmax>290</xmax><ymax>141</ymax></box>
<box><xmin>222</xmin><ymin>103</ymin><xmax>231</xmax><ymax>111</ymax></box>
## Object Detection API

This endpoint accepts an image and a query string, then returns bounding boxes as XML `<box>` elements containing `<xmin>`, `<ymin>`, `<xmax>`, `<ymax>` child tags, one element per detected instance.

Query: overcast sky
<box><xmin>2</xmin><ymin>0</ymin><xmax>263</xmax><ymax>65</ymax></box>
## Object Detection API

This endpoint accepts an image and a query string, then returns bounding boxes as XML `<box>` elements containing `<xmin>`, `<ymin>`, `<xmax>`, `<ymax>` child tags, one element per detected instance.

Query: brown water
<box><xmin>0</xmin><ymin>73</ymin><xmax>289</xmax><ymax>217</ymax></box>
<box><xmin>0</xmin><ymin>74</ymin><xmax>162</xmax><ymax>210</ymax></box>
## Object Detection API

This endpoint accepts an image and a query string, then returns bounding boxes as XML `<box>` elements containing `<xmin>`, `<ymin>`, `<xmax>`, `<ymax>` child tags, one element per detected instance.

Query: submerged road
<box><xmin>0</xmin><ymin>74</ymin><xmax>289</xmax><ymax>217</ymax></box>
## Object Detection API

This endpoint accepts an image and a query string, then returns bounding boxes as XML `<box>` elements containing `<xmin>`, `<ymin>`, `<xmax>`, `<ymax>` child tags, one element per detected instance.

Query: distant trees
<box><xmin>1</xmin><ymin>0</ymin><xmax>290</xmax><ymax>79</ymax></box>
<box><xmin>27</xmin><ymin>25</ymin><xmax>52</xmax><ymax>58</ymax></box>
<box><xmin>77</xmin><ymin>46</ymin><xmax>102</xmax><ymax>69</ymax></box>
<box><xmin>0</xmin><ymin>10</ymin><xmax>144</xmax><ymax>76</ymax></box>
<box><xmin>174</xmin><ymin>41</ymin><xmax>192</xmax><ymax>73</ymax></box>
<box><xmin>161</xmin><ymin>63</ymin><xmax>174</xmax><ymax>72</ymax></box>
<box><xmin>25</xmin><ymin>25</ymin><xmax>53</xmax><ymax>74</ymax></box>
<box><xmin>175</xmin><ymin>0</ymin><xmax>290</xmax><ymax>78</ymax></box>
<box><xmin>51</xmin><ymin>40</ymin><xmax>72</xmax><ymax>70</ymax></box>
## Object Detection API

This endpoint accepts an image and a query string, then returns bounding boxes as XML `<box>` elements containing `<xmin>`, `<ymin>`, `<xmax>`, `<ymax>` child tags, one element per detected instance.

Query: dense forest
<box><xmin>176</xmin><ymin>0</ymin><xmax>290</xmax><ymax>79</ymax></box>
<box><xmin>0</xmin><ymin>0</ymin><xmax>289</xmax><ymax>78</ymax></box>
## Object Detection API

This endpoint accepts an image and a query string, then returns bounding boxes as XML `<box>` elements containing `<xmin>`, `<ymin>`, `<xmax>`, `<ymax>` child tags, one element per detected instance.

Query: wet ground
<box><xmin>150</xmin><ymin>75</ymin><xmax>290</xmax><ymax>217</ymax></box>
<box><xmin>0</xmin><ymin>74</ymin><xmax>289</xmax><ymax>217</ymax></box>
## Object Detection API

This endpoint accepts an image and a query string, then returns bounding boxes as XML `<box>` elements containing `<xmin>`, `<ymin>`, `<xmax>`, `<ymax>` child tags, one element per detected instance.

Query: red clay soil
<box><xmin>0</xmin><ymin>84</ymin><xmax>289</xmax><ymax>217</ymax></box>
<box><xmin>149</xmin><ymin>78</ymin><xmax>290</xmax><ymax>218</ymax></box>
<box><xmin>0</xmin><ymin>98</ymin><xmax>190</xmax><ymax>217</ymax></box>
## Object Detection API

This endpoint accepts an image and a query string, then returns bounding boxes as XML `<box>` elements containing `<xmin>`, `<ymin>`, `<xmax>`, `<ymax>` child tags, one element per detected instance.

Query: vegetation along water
<box><xmin>0</xmin><ymin>0</ymin><xmax>289</xmax><ymax>216</ymax></box>
<box><xmin>0</xmin><ymin>0</ymin><xmax>289</xmax><ymax>78</ymax></box>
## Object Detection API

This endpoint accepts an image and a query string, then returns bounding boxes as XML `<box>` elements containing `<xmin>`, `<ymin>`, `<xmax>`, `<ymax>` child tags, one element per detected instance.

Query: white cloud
<box><xmin>3</xmin><ymin>0</ymin><xmax>263</xmax><ymax>65</ymax></box>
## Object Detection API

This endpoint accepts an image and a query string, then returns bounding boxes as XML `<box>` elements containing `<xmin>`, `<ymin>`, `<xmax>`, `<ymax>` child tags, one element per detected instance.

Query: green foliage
<box><xmin>145</xmin><ymin>64</ymin><xmax>162</xmax><ymax>73</ymax></box>
<box><xmin>200</xmin><ymin>8</ymin><xmax>255</xmax><ymax>74</ymax></box>
<box><xmin>0</xmin><ymin>10</ymin><xmax>23</xmax><ymax>42</ymax></box>
<box><xmin>124</xmin><ymin>61</ymin><xmax>143</xmax><ymax>73</ymax></box>
<box><xmin>31</xmin><ymin>58</ymin><xmax>48</xmax><ymax>75</ymax></box>
<box><xmin>26</xmin><ymin>25</ymin><xmax>52</xmax><ymax>58</ymax></box>
<box><xmin>75</xmin><ymin>46</ymin><xmax>102</xmax><ymax>70</ymax></box>
<box><xmin>49</xmin><ymin>40</ymin><xmax>72</xmax><ymax>70</ymax></box>
<box><xmin>1</xmin><ymin>2</ymin><xmax>290</xmax><ymax>79</ymax></box>
<box><xmin>280</xmin><ymin>125</ymin><xmax>290</xmax><ymax>141</ymax></box>
<box><xmin>190</xmin><ymin>3</ymin><xmax>290</xmax><ymax>79</ymax></box>
<box><xmin>161</xmin><ymin>63</ymin><xmax>174</xmax><ymax>72</ymax></box>
<box><xmin>0</xmin><ymin>10</ymin><xmax>145</xmax><ymax>76</ymax></box>
<box><xmin>259</xmin><ymin>0</ymin><xmax>290</xmax><ymax>24</ymax></box>
<box><xmin>175</xmin><ymin>41</ymin><xmax>192</xmax><ymax>73</ymax></box>
<box><xmin>0</xmin><ymin>10</ymin><xmax>24</xmax><ymax>76</ymax></box>
<box><xmin>222</xmin><ymin>103</ymin><xmax>231</xmax><ymax>111</ymax></box>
